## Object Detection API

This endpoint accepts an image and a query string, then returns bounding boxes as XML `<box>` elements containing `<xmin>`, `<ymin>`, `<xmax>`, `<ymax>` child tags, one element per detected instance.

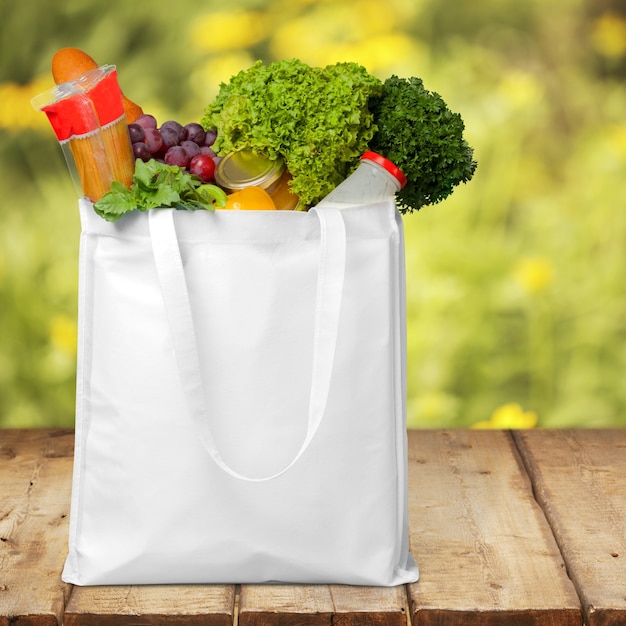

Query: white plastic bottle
<box><xmin>317</xmin><ymin>151</ymin><xmax>407</xmax><ymax>207</ymax></box>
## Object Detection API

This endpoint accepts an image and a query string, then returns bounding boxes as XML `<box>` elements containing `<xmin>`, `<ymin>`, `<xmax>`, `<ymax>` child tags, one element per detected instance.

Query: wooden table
<box><xmin>1</xmin><ymin>429</ymin><xmax>624</xmax><ymax>626</ymax></box>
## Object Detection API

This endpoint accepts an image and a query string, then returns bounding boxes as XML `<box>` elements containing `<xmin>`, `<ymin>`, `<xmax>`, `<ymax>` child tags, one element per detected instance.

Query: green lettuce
<box><xmin>201</xmin><ymin>59</ymin><xmax>382</xmax><ymax>207</ymax></box>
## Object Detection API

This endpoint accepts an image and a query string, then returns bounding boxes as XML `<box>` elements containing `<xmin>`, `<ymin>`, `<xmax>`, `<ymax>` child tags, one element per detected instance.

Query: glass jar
<box><xmin>214</xmin><ymin>149</ymin><xmax>300</xmax><ymax>211</ymax></box>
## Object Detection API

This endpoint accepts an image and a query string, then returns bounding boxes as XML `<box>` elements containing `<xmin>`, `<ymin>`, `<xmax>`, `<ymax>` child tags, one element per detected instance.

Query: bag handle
<box><xmin>148</xmin><ymin>207</ymin><xmax>346</xmax><ymax>482</ymax></box>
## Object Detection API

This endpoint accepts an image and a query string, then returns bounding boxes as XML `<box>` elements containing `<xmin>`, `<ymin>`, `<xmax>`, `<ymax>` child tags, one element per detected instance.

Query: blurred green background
<box><xmin>1</xmin><ymin>0</ymin><xmax>625</xmax><ymax>429</ymax></box>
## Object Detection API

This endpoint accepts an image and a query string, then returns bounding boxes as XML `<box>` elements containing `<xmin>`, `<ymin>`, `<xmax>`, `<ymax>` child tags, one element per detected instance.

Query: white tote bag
<box><xmin>62</xmin><ymin>196</ymin><xmax>419</xmax><ymax>586</ymax></box>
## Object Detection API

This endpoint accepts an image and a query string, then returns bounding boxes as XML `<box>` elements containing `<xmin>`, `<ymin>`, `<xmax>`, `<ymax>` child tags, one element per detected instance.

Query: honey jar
<box><xmin>214</xmin><ymin>149</ymin><xmax>300</xmax><ymax>211</ymax></box>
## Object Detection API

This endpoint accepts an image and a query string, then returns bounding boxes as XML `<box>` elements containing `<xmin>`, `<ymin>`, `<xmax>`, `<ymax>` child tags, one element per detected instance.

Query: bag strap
<box><xmin>148</xmin><ymin>208</ymin><xmax>346</xmax><ymax>482</ymax></box>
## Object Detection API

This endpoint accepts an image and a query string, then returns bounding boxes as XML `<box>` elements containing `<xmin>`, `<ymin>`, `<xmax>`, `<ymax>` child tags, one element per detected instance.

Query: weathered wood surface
<box><xmin>2</xmin><ymin>428</ymin><xmax>625</xmax><ymax>625</ymax></box>
<box><xmin>0</xmin><ymin>429</ymin><xmax>73</xmax><ymax>626</ymax></box>
<box><xmin>64</xmin><ymin>585</ymin><xmax>236</xmax><ymax>626</ymax></box>
<box><xmin>515</xmin><ymin>430</ymin><xmax>626</xmax><ymax>626</ymax></box>
<box><xmin>407</xmin><ymin>429</ymin><xmax>582</xmax><ymax>626</ymax></box>
<box><xmin>238</xmin><ymin>583</ymin><xmax>408</xmax><ymax>626</ymax></box>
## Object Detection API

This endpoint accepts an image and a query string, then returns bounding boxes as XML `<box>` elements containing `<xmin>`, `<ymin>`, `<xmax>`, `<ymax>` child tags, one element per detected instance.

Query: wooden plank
<box><xmin>515</xmin><ymin>430</ymin><xmax>626</xmax><ymax>626</ymax></box>
<box><xmin>64</xmin><ymin>584</ymin><xmax>235</xmax><ymax>626</ymax></box>
<box><xmin>328</xmin><ymin>584</ymin><xmax>408</xmax><ymax>626</ymax></box>
<box><xmin>238</xmin><ymin>585</ymin><xmax>333</xmax><ymax>626</ymax></box>
<box><xmin>406</xmin><ymin>429</ymin><xmax>582</xmax><ymax>626</ymax></box>
<box><xmin>0</xmin><ymin>429</ymin><xmax>74</xmax><ymax>626</ymax></box>
<box><xmin>238</xmin><ymin>584</ymin><xmax>407</xmax><ymax>626</ymax></box>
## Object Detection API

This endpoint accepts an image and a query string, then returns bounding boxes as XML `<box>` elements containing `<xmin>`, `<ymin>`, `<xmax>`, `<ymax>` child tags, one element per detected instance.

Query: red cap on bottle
<box><xmin>361</xmin><ymin>151</ymin><xmax>407</xmax><ymax>189</ymax></box>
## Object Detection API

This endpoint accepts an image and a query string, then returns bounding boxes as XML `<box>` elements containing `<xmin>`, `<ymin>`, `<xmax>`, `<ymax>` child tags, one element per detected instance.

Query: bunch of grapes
<box><xmin>128</xmin><ymin>114</ymin><xmax>220</xmax><ymax>183</ymax></box>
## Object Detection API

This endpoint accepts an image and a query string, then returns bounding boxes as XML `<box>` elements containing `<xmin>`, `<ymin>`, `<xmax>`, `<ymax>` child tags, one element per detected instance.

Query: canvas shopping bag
<box><xmin>62</xmin><ymin>196</ymin><xmax>419</xmax><ymax>586</ymax></box>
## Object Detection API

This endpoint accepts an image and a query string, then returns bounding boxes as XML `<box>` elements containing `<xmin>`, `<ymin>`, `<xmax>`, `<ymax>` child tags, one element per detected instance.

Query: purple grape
<box><xmin>183</xmin><ymin>123</ymin><xmax>206</xmax><ymax>144</ymax></box>
<box><xmin>180</xmin><ymin>140</ymin><xmax>201</xmax><ymax>159</ymax></box>
<box><xmin>127</xmin><ymin>123</ymin><xmax>145</xmax><ymax>144</ymax></box>
<box><xmin>143</xmin><ymin>128</ymin><xmax>164</xmax><ymax>154</ymax></box>
<box><xmin>132</xmin><ymin>142</ymin><xmax>151</xmax><ymax>162</ymax></box>
<box><xmin>164</xmin><ymin>145</ymin><xmax>190</xmax><ymax>168</ymax></box>
<box><xmin>161</xmin><ymin>120</ymin><xmax>184</xmax><ymax>131</ymax></box>
<box><xmin>203</xmin><ymin>129</ymin><xmax>217</xmax><ymax>147</ymax></box>
<box><xmin>160</xmin><ymin>126</ymin><xmax>181</xmax><ymax>150</ymax></box>
<box><xmin>160</xmin><ymin>120</ymin><xmax>185</xmax><ymax>144</ymax></box>
<box><xmin>134</xmin><ymin>114</ymin><xmax>158</xmax><ymax>131</ymax></box>
<box><xmin>199</xmin><ymin>146</ymin><xmax>216</xmax><ymax>158</ymax></box>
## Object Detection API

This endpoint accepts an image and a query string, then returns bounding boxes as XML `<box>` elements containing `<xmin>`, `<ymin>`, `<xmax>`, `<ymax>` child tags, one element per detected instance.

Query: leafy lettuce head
<box><xmin>201</xmin><ymin>59</ymin><xmax>382</xmax><ymax>207</ymax></box>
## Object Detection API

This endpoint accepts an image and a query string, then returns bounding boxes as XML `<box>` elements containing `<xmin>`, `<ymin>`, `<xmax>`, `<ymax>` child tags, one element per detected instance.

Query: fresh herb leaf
<box><xmin>93</xmin><ymin>159</ymin><xmax>227</xmax><ymax>222</ymax></box>
<box><xmin>92</xmin><ymin>181</ymin><xmax>137</xmax><ymax>221</ymax></box>
<box><xmin>369</xmin><ymin>75</ymin><xmax>477</xmax><ymax>213</ymax></box>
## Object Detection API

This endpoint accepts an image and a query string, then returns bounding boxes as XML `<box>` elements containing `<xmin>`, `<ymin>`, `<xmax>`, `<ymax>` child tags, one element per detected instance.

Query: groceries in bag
<box><xmin>317</xmin><ymin>151</ymin><xmax>407</xmax><ymax>207</ymax></box>
<box><xmin>31</xmin><ymin>65</ymin><xmax>134</xmax><ymax>203</ymax></box>
<box><xmin>214</xmin><ymin>149</ymin><xmax>300</xmax><ymax>211</ymax></box>
<box><xmin>33</xmin><ymin>51</ymin><xmax>477</xmax><ymax>219</ymax></box>
<box><xmin>51</xmin><ymin>47</ymin><xmax>144</xmax><ymax>123</ymax></box>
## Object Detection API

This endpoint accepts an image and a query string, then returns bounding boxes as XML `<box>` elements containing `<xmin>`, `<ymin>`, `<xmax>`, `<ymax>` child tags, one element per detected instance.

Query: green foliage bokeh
<box><xmin>1</xmin><ymin>0</ymin><xmax>625</xmax><ymax>428</ymax></box>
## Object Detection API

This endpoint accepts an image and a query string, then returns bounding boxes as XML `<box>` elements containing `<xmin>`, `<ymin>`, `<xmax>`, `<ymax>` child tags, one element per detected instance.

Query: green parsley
<box><xmin>369</xmin><ymin>75</ymin><xmax>477</xmax><ymax>213</ymax></box>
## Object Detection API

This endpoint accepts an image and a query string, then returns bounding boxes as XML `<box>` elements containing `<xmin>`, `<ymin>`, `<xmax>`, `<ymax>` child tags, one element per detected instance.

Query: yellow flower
<box><xmin>190</xmin><ymin>10</ymin><xmax>269</xmax><ymax>52</ymax></box>
<box><xmin>317</xmin><ymin>34</ymin><xmax>424</xmax><ymax>75</ymax></box>
<box><xmin>472</xmin><ymin>403</ymin><xmax>538</xmax><ymax>429</ymax></box>
<box><xmin>498</xmin><ymin>71</ymin><xmax>543</xmax><ymax>111</ymax></box>
<box><xmin>607</xmin><ymin>123</ymin><xmax>626</xmax><ymax>161</ymax></box>
<box><xmin>191</xmin><ymin>52</ymin><xmax>256</xmax><ymax>102</ymax></box>
<box><xmin>0</xmin><ymin>75</ymin><xmax>54</xmax><ymax>131</ymax></box>
<box><xmin>513</xmin><ymin>256</ymin><xmax>554</xmax><ymax>294</ymax></box>
<box><xmin>268</xmin><ymin>0</ymin><xmax>424</xmax><ymax>73</ymax></box>
<box><xmin>591</xmin><ymin>11</ymin><xmax>626</xmax><ymax>59</ymax></box>
<box><xmin>49</xmin><ymin>314</ymin><xmax>77</xmax><ymax>356</ymax></box>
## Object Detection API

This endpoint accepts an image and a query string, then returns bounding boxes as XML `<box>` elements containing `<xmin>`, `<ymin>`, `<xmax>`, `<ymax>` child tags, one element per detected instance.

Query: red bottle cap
<box><xmin>361</xmin><ymin>151</ymin><xmax>407</xmax><ymax>189</ymax></box>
